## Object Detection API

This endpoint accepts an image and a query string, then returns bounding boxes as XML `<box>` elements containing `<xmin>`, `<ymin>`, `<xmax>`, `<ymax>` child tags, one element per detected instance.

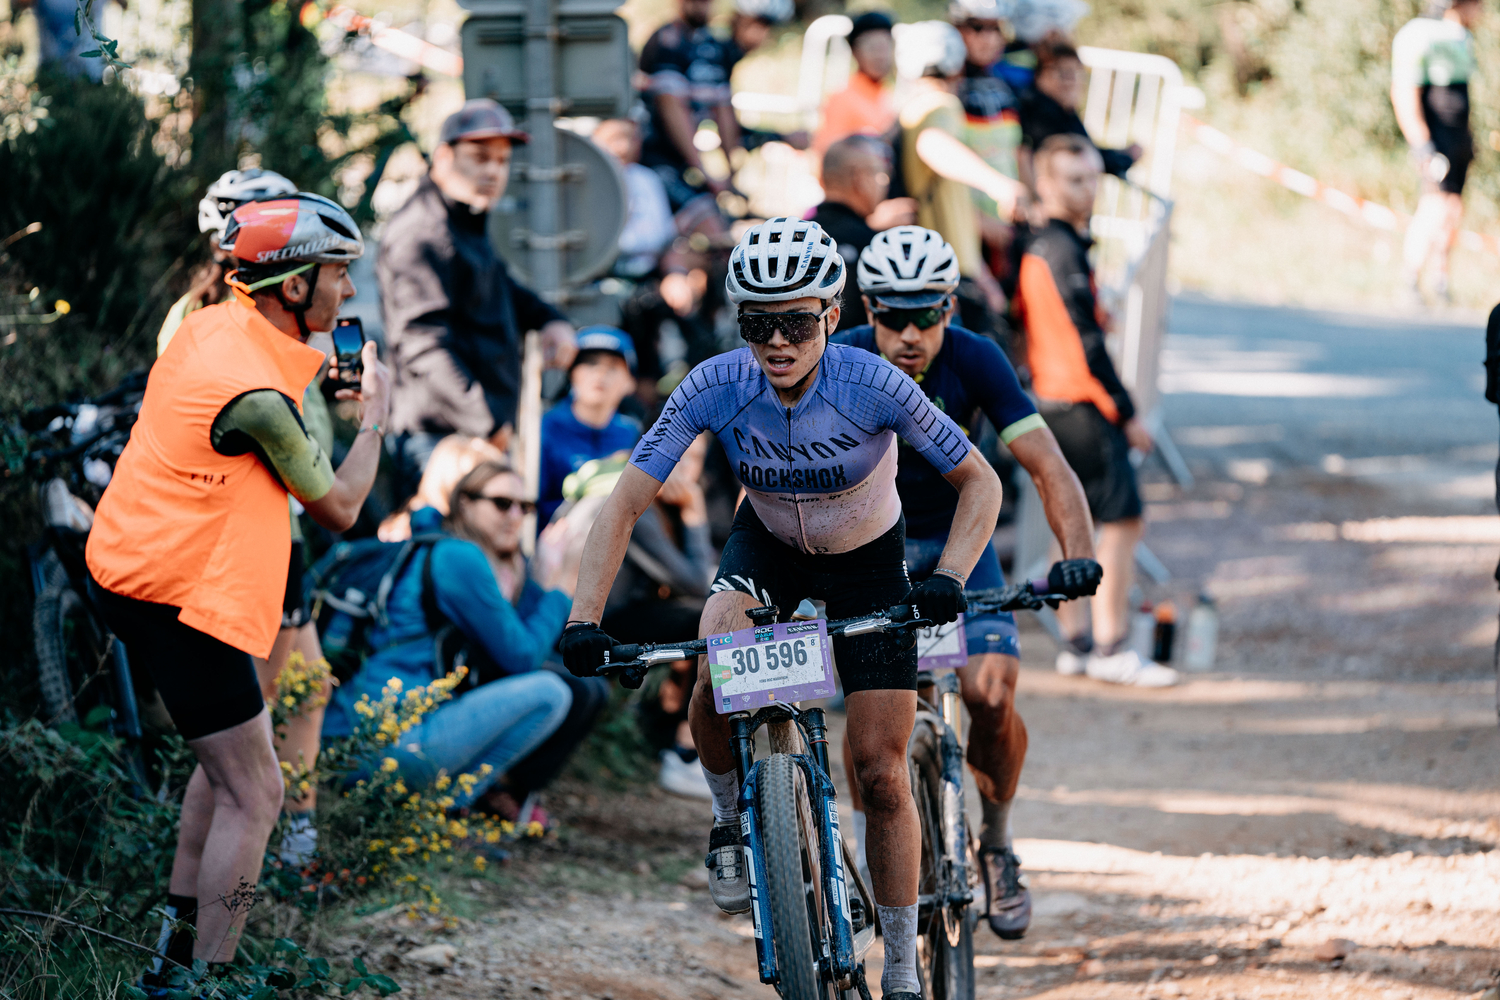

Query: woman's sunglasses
<box><xmin>871</xmin><ymin>299</ymin><xmax>951</xmax><ymax>332</ymax></box>
<box><xmin>465</xmin><ymin>493</ymin><xmax>536</xmax><ymax>516</ymax></box>
<box><xmin>738</xmin><ymin>307</ymin><xmax>833</xmax><ymax>345</ymax></box>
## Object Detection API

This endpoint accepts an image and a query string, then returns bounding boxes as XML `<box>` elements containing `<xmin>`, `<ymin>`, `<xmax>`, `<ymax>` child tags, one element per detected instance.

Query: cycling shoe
<box><xmin>704</xmin><ymin>820</ymin><xmax>751</xmax><ymax>914</ymax></box>
<box><xmin>978</xmin><ymin>845</ymin><xmax>1032</xmax><ymax>940</ymax></box>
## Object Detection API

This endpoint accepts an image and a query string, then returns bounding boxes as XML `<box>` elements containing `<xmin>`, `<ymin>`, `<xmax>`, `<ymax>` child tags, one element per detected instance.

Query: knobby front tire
<box><xmin>759</xmin><ymin>753</ymin><xmax>828</xmax><ymax>1000</ymax></box>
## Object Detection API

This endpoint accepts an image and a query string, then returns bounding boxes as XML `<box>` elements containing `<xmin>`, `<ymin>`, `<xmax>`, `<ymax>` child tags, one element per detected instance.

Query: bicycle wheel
<box><xmin>909</xmin><ymin>721</ymin><xmax>975</xmax><ymax>1000</ymax></box>
<box><xmin>758</xmin><ymin>752</ymin><xmax>832</xmax><ymax>1000</ymax></box>
<box><xmin>34</xmin><ymin>584</ymin><xmax>112</xmax><ymax>726</ymax></box>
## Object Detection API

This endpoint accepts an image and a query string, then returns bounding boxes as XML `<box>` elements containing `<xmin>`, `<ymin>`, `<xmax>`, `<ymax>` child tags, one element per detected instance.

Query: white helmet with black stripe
<box><xmin>726</xmin><ymin>217</ymin><xmax>847</xmax><ymax>305</ymax></box>
<box><xmin>856</xmin><ymin>226</ymin><xmax>960</xmax><ymax>307</ymax></box>
<box><xmin>197</xmin><ymin>168</ymin><xmax>299</xmax><ymax>236</ymax></box>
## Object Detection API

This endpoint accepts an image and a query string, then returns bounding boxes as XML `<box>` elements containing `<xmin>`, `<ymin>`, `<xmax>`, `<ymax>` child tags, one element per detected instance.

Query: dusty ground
<box><xmin>338</xmin><ymin>301</ymin><xmax>1500</xmax><ymax>999</ymax></box>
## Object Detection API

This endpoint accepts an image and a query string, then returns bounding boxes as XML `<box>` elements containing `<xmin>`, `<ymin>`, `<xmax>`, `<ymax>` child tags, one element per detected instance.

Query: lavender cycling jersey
<box><xmin>630</xmin><ymin>343</ymin><xmax>972</xmax><ymax>554</ymax></box>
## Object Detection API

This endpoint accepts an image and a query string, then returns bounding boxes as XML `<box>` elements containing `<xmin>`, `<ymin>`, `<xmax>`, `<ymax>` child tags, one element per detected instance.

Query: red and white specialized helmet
<box><xmin>221</xmin><ymin>193</ymin><xmax>364</xmax><ymax>281</ymax></box>
<box><xmin>726</xmin><ymin>217</ymin><xmax>846</xmax><ymax>306</ymax></box>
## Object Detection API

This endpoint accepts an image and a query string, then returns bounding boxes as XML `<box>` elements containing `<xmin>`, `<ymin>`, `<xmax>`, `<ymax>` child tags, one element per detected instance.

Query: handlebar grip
<box><xmin>607</xmin><ymin>644</ymin><xmax>642</xmax><ymax>667</ymax></box>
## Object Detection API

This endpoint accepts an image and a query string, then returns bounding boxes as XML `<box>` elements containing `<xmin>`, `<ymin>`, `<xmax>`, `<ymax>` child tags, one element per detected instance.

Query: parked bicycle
<box><xmin>6</xmin><ymin>372</ymin><xmax>162</xmax><ymax>785</ymax></box>
<box><xmin>907</xmin><ymin>581</ymin><xmax>1072</xmax><ymax>1000</ymax></box>
<box><xmin>599</xmin><ymin>580</ymin><xmax>1067</xmax><ymax>1000</ymax></box>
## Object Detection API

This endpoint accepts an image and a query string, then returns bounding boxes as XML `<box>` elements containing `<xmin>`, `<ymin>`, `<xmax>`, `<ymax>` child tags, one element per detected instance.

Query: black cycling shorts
<box><xmin>92</xmin><ymin>584</ymin><xmax>265</xmax><ymax>741</ymax></box>
<box><xmin>1041</xmin><ymin>400</ymin><xmax>1143</xmax><ymax>524</ymax></box>
<box><xmin>1428</xmin><ymin>125</ymin><xmax>1473</xmax><ymax>195</ymax></box>
<box><xmin>282</xmin><ymin>539</ymin><xmax>310</xmax><ymax>629</ymax></box>
<box><xmin>709</xmin><ymin>502</ymin><xmax>917</xmax><ymax>694</ymax></box>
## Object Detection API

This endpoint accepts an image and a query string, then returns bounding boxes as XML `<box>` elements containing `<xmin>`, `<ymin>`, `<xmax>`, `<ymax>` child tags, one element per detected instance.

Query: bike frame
<box><xmin>729</xmin><ymin>703</ymin><xmax>874</xmax><ymax>992</ymax></box>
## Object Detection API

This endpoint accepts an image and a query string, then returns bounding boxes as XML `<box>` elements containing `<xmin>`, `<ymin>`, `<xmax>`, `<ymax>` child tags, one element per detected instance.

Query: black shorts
<box><xmin>1040</xmin><ymin>401</ymin><xmax>1143</xmax><ymax>524</ymax></box>
<box><xmin>92</xmin><ymin>584</ymin><xmax>265</xmax><ymax>740</ymax></box>
<box><xmin>283</xmin><ymin>539</ymin><xmax>310</xmax><ymax>629</ymax></box>
<box><xmin>1428</xmin><ymin>125</ymin><xmax>1473</xmax><ymax>195</ymax></box>
<box><xmin>709</xmin><ymin>502</ymin><xmax>917</xmax><ymax>694</ymax></box>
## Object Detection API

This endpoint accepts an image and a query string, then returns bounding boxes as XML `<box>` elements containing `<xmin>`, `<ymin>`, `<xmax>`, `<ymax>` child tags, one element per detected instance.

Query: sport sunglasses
<box><xmin>464</xmin><ymin>494</ymin><xmax>537</xmax><ymax>516</ymax></box>
<box><xmin>738</xmin><ymin>307</ymin><xmax>834</xmax><ymax>345</ymax></box>
<box><xmin>871</xmin><ymin>298</ymin><xmax>951</xmax><ymax>332</ymax></box>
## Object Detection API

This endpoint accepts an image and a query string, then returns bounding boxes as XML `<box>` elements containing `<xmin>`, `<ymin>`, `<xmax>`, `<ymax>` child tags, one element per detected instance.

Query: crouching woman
<box><xmin>323</xmin><ymin>462</ymin><xmax>573</xmax><ymax>805</ymax></box>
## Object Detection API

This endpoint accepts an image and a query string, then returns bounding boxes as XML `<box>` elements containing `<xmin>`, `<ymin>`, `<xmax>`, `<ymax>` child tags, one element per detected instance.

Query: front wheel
<box><xmin>758</xmin><ymin>753</ymin><xmax>831</xmax><ymax>1000</ymax></box>
<box><xmin>34</xmin><ymin>584</ymin><xmax>112</xmax><ymax>726</ymax></box>
<box><xmin>910</xmin><ymin>722</ymin><xmax>975</xmax><ymax>1000</ymax></box>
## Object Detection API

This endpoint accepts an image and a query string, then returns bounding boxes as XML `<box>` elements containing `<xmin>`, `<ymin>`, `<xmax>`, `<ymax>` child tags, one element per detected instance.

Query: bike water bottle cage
<box><xmin>738</xmin><ymin>308</ymin><xmax>832</xmax><ymax>345</ymax></box>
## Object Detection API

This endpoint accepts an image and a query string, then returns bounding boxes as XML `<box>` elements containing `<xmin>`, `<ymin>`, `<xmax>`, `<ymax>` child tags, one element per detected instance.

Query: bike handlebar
<box><xmin>599</xmin><ymin>579</ymin><xmax>1074</xmax><ymax>675</ymax></box>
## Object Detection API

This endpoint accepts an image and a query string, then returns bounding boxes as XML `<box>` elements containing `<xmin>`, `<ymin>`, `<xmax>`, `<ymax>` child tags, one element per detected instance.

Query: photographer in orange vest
<box><xmin>86</xmin><ymin>193</ymin><xmax>390</xmax><ymax>978</ymax></box>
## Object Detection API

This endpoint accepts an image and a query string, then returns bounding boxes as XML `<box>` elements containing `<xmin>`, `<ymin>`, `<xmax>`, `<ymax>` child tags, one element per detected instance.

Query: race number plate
<box><xmin>708</xmin><ymin>619</ymin><xmax>835</xmax><ymax>714</ymax></box>
<box><xmin>916</xmin><ymin>613</ymin><xmax>967</xmax><ymax>670</ymax></box>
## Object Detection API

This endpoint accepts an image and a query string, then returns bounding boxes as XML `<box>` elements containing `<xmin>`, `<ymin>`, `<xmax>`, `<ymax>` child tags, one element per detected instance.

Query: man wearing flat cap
<box><xmin>380</xmin><ymin>98</ymin><xmax>578</xmax><ymax>497</ymax></box>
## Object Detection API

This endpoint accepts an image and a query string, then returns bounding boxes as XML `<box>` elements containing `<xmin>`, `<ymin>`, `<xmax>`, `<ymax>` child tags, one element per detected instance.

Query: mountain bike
<box><xmin>5</xmin><ymin>372</ymin><xmax>161</xmax><ymax>787</ymax></box>
<box><xmin>906</xmin><ymin>581</ymin><xmax>1072</xmax><ymax>1000</ymax></box>
<box><xmin>605</xmin><ymin>600</ymin><xmax>931</xmax><ymax>1000</ymax></box>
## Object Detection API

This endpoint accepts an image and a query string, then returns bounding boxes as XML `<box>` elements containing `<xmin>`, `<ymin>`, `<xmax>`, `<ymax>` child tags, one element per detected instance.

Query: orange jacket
<box><xmin>86</xmin><ymin>294</ymin><xmax>325</xmax><ymax>657</ymax></box>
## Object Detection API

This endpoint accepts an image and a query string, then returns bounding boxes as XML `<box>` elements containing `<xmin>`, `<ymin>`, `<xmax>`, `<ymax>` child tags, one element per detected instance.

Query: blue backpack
<box><xmin>304</xmin><ymin>533</ymin><xmax>446</xmax><ymax>682</ymax></box>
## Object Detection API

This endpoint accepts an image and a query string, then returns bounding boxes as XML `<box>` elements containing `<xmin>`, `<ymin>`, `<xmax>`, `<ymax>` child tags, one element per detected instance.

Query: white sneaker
<box><xmin>1056</xmin><ymin>648</ymin><xmax>1087</xmax><ymax>676</ymax></box>
<box><xmin>659</xmin><ymin>750</ymin><xmax>714</xmax><ymax>800</ymax></box>
<box><xmin>1085</xmin><ymin>648</ymin><xmax>1180</xmax><ymax>687</ymax></box>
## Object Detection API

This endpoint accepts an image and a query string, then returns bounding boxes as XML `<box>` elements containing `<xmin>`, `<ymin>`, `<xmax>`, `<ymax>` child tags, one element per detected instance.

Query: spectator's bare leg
<box><xmin>254</xmin><ymin>623</ymin><xmax>331</xmax><ymax>812</ymax></box>
<box><xmin>1093</xmin><ymin>517</ymin><xmax>1144</xmax><ymax>648</ymax></box>
<box><xmin>1403</xmin><ymin>192</ymin><xmax>1451</xmax><ymax>291</ymax></box>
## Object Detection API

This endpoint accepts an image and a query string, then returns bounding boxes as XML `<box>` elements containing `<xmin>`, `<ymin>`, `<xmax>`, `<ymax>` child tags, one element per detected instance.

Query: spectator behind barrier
<box><xmin>1018</xmin><ymin>42</ymin><xmax>1141</xmax><ymax>181</ymax></box>
<box><xmin>379</xmin><ymin>99</ymin><xmax>578</xmax><ymax>503</ymax></box>
<box><xmin>322</xmin><ymin>462</ymin><xmax>577</xmax><ymax>811</ymax></box>
<box><xmin>813</xmin><ymin>11</ymin><xmax>898</xmax><ymax>155</ymax></box>
<box><xmin>378</xmin><ymin>434</ymin><xmax>508</xmax><ymax>542</ymax></box>
<box><xmin>895</xmin><ymin>20</ymin><xmax>1023</xmax><ymax>329</ymax></box>
<box><xmin>1016</xmin><ymin>135</ymin><xmax>1172</xmax><ymax>688</ymax></box>
<box><xmin>812</xmin><ymin>136</ymin><xmax>917</xmax><ymax>331</ymax></box>
<box><xmin>538</xmin><ymin>328</ymin><xmax>643</xmax><ymax>528</ymax></box>
<box><xmin>594</xmin><ymin>118</ymin><xmax>679</xmax><ymax>279</ymax></box>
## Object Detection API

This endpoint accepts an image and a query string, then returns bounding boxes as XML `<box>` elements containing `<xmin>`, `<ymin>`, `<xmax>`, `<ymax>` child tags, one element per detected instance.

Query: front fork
<box><xmin>732</xmin><ymin>707</ymin><xmax>861</xmax><ymax>989</ymax></box>
<box><xmin>935</xmin><ymin>672</ymin><xmax>974</xmax><ymax>908</ymax></box>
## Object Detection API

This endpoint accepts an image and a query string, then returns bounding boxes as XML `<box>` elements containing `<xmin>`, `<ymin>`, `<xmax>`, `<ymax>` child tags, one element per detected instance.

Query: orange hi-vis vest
<box><xmin>86</xmin><ymin>293</ymin><xmax>325</xmax><ymax>657</ymax></box>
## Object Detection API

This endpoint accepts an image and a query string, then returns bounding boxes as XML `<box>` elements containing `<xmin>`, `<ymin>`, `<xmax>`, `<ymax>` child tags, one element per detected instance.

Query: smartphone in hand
<box><xmin>329</xmin><ymin>317</ymin><xmax>365</xmax><ymax>391</ymax></box>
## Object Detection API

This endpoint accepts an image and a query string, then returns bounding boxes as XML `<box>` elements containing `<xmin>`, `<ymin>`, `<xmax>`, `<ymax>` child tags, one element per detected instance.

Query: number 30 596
<box><xmin>727</xmin><ymin>637</ymin><xmax>815</xmax><ymax>675</ymax></box>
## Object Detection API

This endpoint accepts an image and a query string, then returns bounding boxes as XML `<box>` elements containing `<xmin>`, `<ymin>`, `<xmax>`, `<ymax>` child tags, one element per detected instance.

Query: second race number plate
<box><xmin>709</xmin><ymin>619</ymin><xmax>835</xmax><ymax>714</ymax></box>
<box><xmin>916</xmin><ymin>613</ymin><xmax>967</xmax><ymax>670</ymax></box>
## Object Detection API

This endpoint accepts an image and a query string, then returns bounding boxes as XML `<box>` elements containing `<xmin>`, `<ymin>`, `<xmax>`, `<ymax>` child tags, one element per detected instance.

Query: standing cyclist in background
<box><xmin>559</xmin><ymin>218</ymin><xmax>1004</xmax><ymax>1000</ymax></box>
<box><xmin>1392</xmin><ymin>0</ymin><xmax>1483</xmax><ymax>308</ymax></box>
<box><xmin>87</xmin><ymin>194</ymin><xmax>389</xmax><ymax>986</ymax></box>
<box><xmin>160</xmin><ymin>167</ymin><xmax>336</xmax><ymax>869</ymax></box>
<box><xmin>834</xmin><ymin>225</ymin><xmax>1100</xmax><ymax>939</ymax></box>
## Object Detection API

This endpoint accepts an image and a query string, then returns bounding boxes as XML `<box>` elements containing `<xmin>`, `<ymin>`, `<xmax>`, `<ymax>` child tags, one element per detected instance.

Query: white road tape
<box><xmin>1182</xmin><ymin>114</ymin><xmax>1499</xmax><ymax>256</ymax></box>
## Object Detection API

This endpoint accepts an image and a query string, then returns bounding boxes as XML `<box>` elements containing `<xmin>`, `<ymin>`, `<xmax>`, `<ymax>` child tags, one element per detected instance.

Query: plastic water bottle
<box><xmin>1183</xmin><ymin>593</ymin><xmax>1218</xmax><ymax>671</ymax></box>
<box><xmin>1129</xmin><ymin>601</ymin><xmax>1156</xmax><ymax>661</ymax></box>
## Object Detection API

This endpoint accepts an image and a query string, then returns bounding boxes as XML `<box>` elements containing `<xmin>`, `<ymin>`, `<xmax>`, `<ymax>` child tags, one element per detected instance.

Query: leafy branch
<box><xmin>73</xmin><ymin>0</ymin><xmax>130</xmax><ymax>70</ymax></box>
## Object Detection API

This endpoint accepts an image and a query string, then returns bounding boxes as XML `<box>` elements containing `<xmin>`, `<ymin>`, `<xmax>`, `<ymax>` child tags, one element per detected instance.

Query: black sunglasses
<box><xmin>872</xmin><ymin>299</ymin><xmax>950</xmax><ymax>332</ymax></box>
<box><xmin>738</xmin><ymin>307</ymin><xmax>833</xmax><ymax>345</ymax></box>
<box><xmin>465</xmin><ymin>493</ymin><xmax>536</xmax><ymax>516</ymax></box>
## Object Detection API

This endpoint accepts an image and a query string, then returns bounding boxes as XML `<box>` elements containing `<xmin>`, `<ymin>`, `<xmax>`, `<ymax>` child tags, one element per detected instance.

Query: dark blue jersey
<box><xmin>831</xmin><ymin>324</ymin><xmax>1044</xmax><ymax>538</ymax></box>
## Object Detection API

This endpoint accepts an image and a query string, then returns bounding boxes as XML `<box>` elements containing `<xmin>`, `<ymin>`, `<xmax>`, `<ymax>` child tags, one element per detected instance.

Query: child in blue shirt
<box><xmin>538</xmin><ymin>326</ymin><xmax>643</xmax><ymax>527</ymax></box>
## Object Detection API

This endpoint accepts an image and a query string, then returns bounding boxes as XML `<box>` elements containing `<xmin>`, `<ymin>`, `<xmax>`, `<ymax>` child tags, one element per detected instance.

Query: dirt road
<box><xmin>344</xmin><ymin>300</ymin><xmax>1500</xmax><ymax>999</ymax></box>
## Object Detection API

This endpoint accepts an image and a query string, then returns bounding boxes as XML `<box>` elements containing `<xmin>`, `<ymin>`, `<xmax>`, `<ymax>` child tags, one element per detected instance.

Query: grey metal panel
<box><xmin>488</xmin><ymin>125</ymin><xmax>628</xmax><ymax>287</ymax></box>
<box><xmin>461</xmin><ymin>13</ymin><xmax>634</xmax><ymax>120</ymax></box>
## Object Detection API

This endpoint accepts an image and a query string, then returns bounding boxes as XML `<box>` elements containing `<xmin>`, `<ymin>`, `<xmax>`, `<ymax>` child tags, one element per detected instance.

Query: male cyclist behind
<box><xmin>560</xmin><ymin>218</ymin><xmax>1003</xmax><ymax>1000</ymax></box>
<box><xmin>833</xmin><ymin>225</ymin><xmax>1099</xmax><ymax>940</ymax></box>
<box><xmin>159</xmin><ymin>167</ymin><xmax>335</xmax><ymax>868</ymax></box>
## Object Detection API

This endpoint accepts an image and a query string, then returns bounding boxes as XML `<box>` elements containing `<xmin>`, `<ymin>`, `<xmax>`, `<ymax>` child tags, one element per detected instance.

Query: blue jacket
<box><xmin>538</xmin><ymin>398</ymin><xmax>641</xmax><ymax>528</ymax></box>
<box><xmin>322</xmin><ymin>507</ymin><xmax>572</xmax><ymax>737</ymax></box>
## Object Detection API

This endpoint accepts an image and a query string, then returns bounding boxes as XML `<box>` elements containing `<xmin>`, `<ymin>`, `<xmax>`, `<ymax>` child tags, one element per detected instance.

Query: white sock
<box><xmin>278</xmin><ymin>811</ymin><xmax>319</xmax><ymax>866</ymax></box>
<box><xmin>850</xmin><ymin>809</ymin><xmax>869</xmax><ymax>875</ymax></box>
<box><xmin>150</xmin><ymin>904</ymin><xmax>177</xmax><ymax>975</ymax></box>
<box><xmin>701</xmin><ymin>765</ymin><xmax>741</xmax><ymax>824</ymax></box>
<box><xmin>877</xmin><ymin>903</ymin><xmax>920</xmax><ymax>996</ymax></box>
